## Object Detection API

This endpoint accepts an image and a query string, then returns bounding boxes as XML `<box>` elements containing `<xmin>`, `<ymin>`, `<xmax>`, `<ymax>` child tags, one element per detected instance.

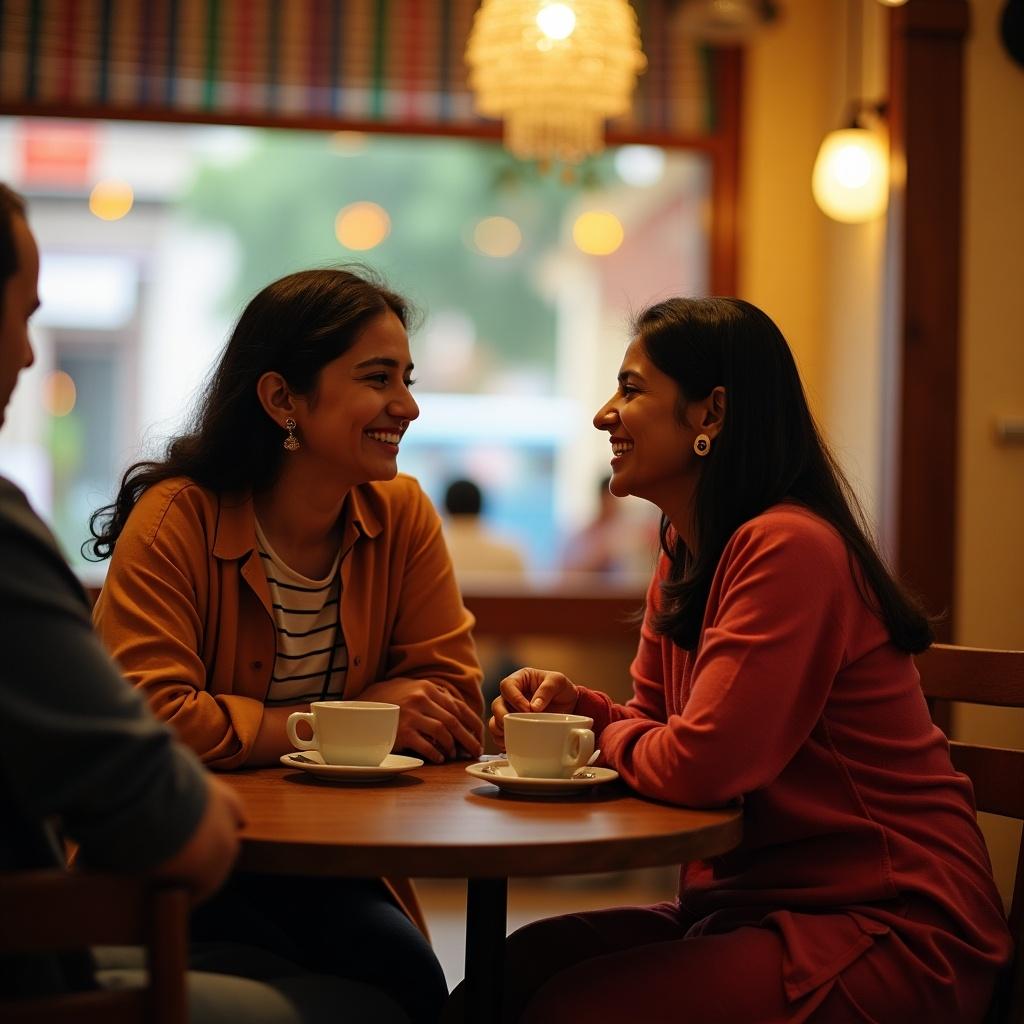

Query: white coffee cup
<box><xmin>286</xmin><ymin>701</ymin><xmax>399</xmax><ymax>767</ymax></box>
<box><xmin>503</xmin><ymin>712</ymin><xmax>595</xmax><ymax>779</ymax></box>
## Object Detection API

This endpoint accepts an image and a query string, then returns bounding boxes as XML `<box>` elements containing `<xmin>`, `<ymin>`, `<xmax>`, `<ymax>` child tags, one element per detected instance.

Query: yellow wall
<box><xmin>738</xmin><ymin>0</ymin><xmax>831</xmax><ymax>412</ymax></box>
<box><xmin>739</xmin><ymin>0</ymin><xmax>890</xmax><ymax>525</ymax></box>
<box><xmin>956</xmin><ymin>0</ymin><xmax>1024</xmax><ymax>908</ymax></box>
<box><xmin>958</xmin><ymin>0</ymin><xmax>1024</xmax><ymax>652</ymax></box>
<box><xmin>742</xmin><ymin>0</ymin><xmax>1024</xmax><ymax>642</ymax></box>
<box><xmin>740</xmin><ymin>0</ymin><xmax>1024</xmax><ymax>906</ymax></box>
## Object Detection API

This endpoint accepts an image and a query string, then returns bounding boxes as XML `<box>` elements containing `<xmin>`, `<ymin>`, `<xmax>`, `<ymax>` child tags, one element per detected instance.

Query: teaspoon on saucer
<box><xmin>482</xmin><ymin>748</ymin><xmax>603</xmax><ymax>780</ymax></box>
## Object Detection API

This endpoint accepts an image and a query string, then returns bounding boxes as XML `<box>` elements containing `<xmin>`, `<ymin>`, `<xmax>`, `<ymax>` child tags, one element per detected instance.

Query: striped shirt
<box><xmin>254</xmin><ymin>519</ymin><xmax>347</xmax><ymax>706</ymax></box>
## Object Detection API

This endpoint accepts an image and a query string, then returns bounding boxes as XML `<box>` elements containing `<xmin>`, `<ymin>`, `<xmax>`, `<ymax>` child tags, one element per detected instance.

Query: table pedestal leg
<box><xmin>464</xmin><ymin>877</ymin><xmax>507</xmax><ymax>1024</ymax></box>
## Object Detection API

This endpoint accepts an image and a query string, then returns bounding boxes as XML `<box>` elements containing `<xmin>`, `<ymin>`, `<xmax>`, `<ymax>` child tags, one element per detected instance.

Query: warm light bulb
<box><xmin>811</xmin><ymin>128</ymin><xmax>889</xmax><ymax>223</ymax></box>
<box><xmin>536</xmin><ymin>3</ymin><xmax>576</xmax><ymax>40</ymax></box>
<box><xmin>876</xmin><ymin>0</ymin><xmax>908</xmax><ymax>6</ymax></box>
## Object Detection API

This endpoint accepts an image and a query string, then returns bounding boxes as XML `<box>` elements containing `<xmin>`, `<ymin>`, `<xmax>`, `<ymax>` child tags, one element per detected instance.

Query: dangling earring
<box><xmin>282</xmin><ymin>417</ymin><xmax>300</xmax><ymax>452</ymax></box>
<box><xmin>693</xmin><ymin>433</ymin><xmax>711</xmax><ymax>456</ymax></box>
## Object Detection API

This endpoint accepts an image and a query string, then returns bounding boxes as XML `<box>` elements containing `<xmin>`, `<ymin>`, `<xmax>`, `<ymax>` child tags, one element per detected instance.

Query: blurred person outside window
<box><xmin>441</xmin><ymin>478</ymin><xmax>528</xmax><ymax>584</ymax></box>
<box><xmin>442</xmin><ymin>478</ymin><xmax>527</xmax><ymax>714</ymax></box>
<box><xmin>561</xmin><ymin>475</ymin><xmax>658</xmax><ymax>584</ymax></box>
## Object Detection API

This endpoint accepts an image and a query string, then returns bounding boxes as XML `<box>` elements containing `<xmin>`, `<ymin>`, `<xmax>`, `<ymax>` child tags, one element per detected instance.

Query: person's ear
<box><xmin>700</xmin><ymin>386</ymin><xmax>726</xmax><ymax>439</ymax></box>
<box><xmin>256</xmin><ymin>371</ymin><xmax>297</xmax><ymax>428</ymax></box>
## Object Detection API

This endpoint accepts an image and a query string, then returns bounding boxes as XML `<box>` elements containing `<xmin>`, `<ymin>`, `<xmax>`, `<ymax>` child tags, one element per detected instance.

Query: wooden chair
<box><xmin>0</xmin><ymin>870</ymin><xmax>188</xmax><ymax>1024</ymax></box>
<box><xmin>916</xmin><ymin>643</ymin><xmax>1024</xmax><ymax>1024</ymax></box>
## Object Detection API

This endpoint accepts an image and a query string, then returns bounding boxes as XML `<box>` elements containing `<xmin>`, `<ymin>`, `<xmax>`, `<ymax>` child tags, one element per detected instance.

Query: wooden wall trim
<box><xmin>888</xmin><ymin>0</ymin><xmax>970</xmax><ymax>642</ymax></box>
<box><xmin>463</xmin><ymin>590</ymin><xmax>644</xmax><ymax>639</ymax></box>
<box><xmin>710</xmin><ymin>47</ymin><xmax>743</xmax><ymax>297</ymax></box>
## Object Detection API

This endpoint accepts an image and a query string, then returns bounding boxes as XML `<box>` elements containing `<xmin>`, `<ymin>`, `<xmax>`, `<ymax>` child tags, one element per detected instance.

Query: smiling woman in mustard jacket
<box><xmin>89</xmin><ymin>267</ymin><xmax>483</xmax><ymax>1024</ymax></box>
<box><xmin>93</xmin><ymin>474</ymin><xmax>481</xmax><ymax>769</ymax></box>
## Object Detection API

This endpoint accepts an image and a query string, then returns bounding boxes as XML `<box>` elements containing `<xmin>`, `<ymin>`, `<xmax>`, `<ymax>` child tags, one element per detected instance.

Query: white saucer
<box><xmin>465</xmin><ymin>759</ymin><xmax>619</xmax><ymax>796</ymax></box>
<box><xmin>280</xmin><ymin>751</ymin><xmax>424</xmax><ymax>782</ymax></box>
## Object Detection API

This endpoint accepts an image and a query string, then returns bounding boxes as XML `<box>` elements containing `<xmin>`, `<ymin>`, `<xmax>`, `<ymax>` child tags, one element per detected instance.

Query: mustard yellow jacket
<box><xmin>93</xmin><ymin>474</ymin><xmax>483</xmax><ymax>934</ymax></box>
<box><xmin>93</xmin><ymin>473</ymin><xmax>483</xmax><ymax>768</ymax></box>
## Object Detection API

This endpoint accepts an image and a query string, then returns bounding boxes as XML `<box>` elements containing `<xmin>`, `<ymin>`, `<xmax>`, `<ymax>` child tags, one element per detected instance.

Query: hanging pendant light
<box><xmin>465</xmin><ymin>0</ymin><xmax>647</xmax><ymax>165</ymax></box>
<box><xmin>812</xmin><ymin>0</ymin><xmax>890</xmax><ymax>223</ymax></box>
<box><xmin>812</xmin><ymin>121</ymin><xmax>888</xmax><ymax>223</ymax></box>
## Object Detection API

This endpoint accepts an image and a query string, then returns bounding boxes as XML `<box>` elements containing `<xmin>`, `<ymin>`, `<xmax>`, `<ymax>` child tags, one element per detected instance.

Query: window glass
<box><xmin>0</xmin><ymin>117</ymin><xmax>710</xmax><ymax>583</ymax></box>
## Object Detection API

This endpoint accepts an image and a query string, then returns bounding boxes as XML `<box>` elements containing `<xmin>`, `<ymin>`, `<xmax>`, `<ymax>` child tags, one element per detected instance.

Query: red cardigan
<box><xmin>575</xmin><ymin>505</ymin><xmax>1011</xmax><ymax>1003</ymax></box>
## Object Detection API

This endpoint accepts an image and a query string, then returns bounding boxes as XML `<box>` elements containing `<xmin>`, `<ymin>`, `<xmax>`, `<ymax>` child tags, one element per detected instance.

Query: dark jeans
<box><xmin>191</xmin><ymin>873</ymin><xmax>447</xmax><ymax>1024</ymax></box>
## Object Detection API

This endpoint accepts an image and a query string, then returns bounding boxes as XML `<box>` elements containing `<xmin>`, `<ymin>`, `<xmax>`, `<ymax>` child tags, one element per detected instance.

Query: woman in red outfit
<box><xmin>489</xmin><ymin>299</ymin><xmax>1012</xmax><ymax>1023</ymax></box>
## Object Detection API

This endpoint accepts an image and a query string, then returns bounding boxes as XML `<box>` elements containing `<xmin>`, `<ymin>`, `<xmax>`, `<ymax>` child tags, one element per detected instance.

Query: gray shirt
<box><xmin>0</xmin><ymin>477</ymin><xmax>208</xmax><ymax>994</ymax></box>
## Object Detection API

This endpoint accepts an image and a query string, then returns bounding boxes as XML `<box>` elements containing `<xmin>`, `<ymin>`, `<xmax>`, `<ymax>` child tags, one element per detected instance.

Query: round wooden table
<box><xmin>222</xmin><ymin>761</ymin><xmax>743</xmax><ymax>1023</ymax></box>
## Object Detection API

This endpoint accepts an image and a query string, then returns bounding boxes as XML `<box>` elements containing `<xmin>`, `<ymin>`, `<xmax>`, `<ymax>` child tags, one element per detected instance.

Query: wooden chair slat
<box><xmin>916</xmin><ymin>643</ymin><xmax>1024</xmax><ymax>1024</ymax></box>
<box><xmin>3</xmin><ymin>990</ymin><xmax>146</xmax><ymax>1024</ymax></box>
<box><xmin>918</xmin><ymin>644</ymin><xmax>1024</xmax><ymax>707</ymax></box>
<box><xmin>0</xmin><ymin>871</ymin><xmax>188</xmax><ymax>1024</ymax></box>
<box><xmin>949</xmin><ymin>743</ymin><xmax>1024</xmax><ymax>819</ymax></box>
<box><xmin>0</xmin><ymin>872</ymin><xmax>146</xmax><ymax>953</ymax></box>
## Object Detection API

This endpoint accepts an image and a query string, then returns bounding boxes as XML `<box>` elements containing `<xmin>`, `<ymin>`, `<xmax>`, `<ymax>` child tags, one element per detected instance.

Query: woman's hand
<box><xmin>360</xmin><ymin>678</ymin><xmax>483</xmax><ymax>763</ymax></box>
<box><xmin>489</xmin><ymin>667</ymin><xmax>579</xmax><ymax>749</ymax></box>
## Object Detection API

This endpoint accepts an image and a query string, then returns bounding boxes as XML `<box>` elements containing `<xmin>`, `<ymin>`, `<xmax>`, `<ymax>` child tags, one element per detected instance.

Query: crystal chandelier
<box><xmin>465</xmin><ymin>1</ymin><xmax>647</xmax><ymax>165</ymax></box>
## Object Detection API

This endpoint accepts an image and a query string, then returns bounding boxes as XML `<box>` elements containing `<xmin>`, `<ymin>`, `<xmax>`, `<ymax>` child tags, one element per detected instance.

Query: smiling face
<box><xmin>593</xmin><ymin>336</ymin><xmax>717</xmax><ymax>515</ymax></box>
<box><xmin>289</xmin><ymin>309</ymin><xmax>419</xmax><ymax>488</ymax></box>
<box><xmin>0</xmin><ymin>214</ymin><xmax>39</xmax><ymax>426</ymax></box>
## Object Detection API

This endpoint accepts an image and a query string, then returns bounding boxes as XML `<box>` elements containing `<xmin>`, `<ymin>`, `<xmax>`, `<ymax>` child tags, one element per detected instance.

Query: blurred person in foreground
<box><xmin>0</xmin><ymin>190</ymin><xmax>408</xmax><ymax>1022</ymax></box>
<box><xmin>87</xmin><ymin>265</ymin><xmax>484</xmax><ymax>1023</ymax></box>
<box><xmin>485</xmin><ymin>298</ymin><xmax>1011</xmax><ymax>1022</ymax></box>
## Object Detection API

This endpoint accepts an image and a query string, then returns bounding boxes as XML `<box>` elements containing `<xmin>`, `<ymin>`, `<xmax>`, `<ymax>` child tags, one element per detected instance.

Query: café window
<box><xmin>0</xmin><ymin>116</ymin><xmax>712</xmax><ymax>576</ymax></box>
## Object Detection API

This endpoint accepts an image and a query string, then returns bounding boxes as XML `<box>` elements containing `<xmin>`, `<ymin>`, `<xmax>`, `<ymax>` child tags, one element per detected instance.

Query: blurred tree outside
<box><xmin>180</xmin><ymin>131</ymin><xmax>615</xmax><ymax>393</ymax></box>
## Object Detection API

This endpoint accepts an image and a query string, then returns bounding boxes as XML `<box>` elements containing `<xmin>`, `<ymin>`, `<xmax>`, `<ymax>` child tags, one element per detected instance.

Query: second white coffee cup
<box><xmin>504</xmin><ymin>712</ymin><xmax>595</xmax><ymax>779</ymax></box>
<box><xmin>286</xmin><ymin>700</ymin><xmax>399</xmax><ymax>766</ymax></box>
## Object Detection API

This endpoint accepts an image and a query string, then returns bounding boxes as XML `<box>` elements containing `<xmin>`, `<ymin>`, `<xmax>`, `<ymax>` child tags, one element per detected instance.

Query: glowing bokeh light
<box><xmin>536</xmin><ymin>3</ymin><xmax>576</xmax><ymax>40</ymax></box>
<box><xmin>473</xmin><ymin>216</ymin><xmax>523</xmax><ymax>258</ymax></box>
<box><xmin>335</xmin><ymin>202</ymin><xmax>391</xmax><ymax>250</ymax></box>
<box><xmin>614</xmin><ymin>145</ymin><xmax>666</xmax><ymax>187</ymax></box>
<box><xmin>331</xmin><ymin>131</ymin><xmax>369</xmax><ymax>154</ymax></box>
<box><xmin>88</xmin><ymin>179</ymin><xmax>134</xmax><ymax>221</ymax></box>
<box><xmin>43</xmin><ymin>370</ymin><xmax>77</xmax><ymax>417</ymax></box>
<box><xmin>572</xmin><ymin>210</ymin><xmax>624</xmax><ymax>256</ymax></box>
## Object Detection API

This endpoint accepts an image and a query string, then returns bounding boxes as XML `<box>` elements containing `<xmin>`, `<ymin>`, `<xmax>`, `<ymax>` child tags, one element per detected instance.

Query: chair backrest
<box><xmin>916</xmin><ymin>643</ymin><xmax>1024</xmax><ymax>1024</ymax></box>
<box><xmin>0</xmin><ymin>870</ymin><xmax>188</xmax><ymax>1024</ymax></box>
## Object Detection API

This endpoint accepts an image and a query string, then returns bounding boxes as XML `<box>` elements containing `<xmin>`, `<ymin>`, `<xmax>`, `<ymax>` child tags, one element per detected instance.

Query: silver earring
<box><xmin>283</xmin><ymin>417</ymin><xmax>300</xmax><ymax>452</ymax></box>
<box><xmin>693</xmin><ymin>433</ymin><xmax>711</xmax><ymax>456</ymax></box>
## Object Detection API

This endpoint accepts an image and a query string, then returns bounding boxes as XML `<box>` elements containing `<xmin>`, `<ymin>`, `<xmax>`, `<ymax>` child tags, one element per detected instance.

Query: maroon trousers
<box><xmin>500</xmin><ymin>900</ymin><xmax>997</xmax><ymax>1024</ymax></box>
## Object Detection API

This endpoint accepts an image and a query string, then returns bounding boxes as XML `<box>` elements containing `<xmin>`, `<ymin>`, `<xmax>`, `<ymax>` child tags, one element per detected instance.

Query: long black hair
<box><xmin>86</xmin><ymin>267</ymin><xmax>412</xmax><ymax>560</ymax></box>
<box><xmin>636</xmin><ymin>297</ymin><xmax>933</xmax><ymax>654</ymax></box>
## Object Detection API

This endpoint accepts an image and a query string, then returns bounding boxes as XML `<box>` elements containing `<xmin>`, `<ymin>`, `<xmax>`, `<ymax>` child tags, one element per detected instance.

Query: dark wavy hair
<box><xmin>86</xmin><ymin>267</ymin><xmax>412</xmax><ymax>560</ymax></box>
<box><xmin>0</xmin><ymin>184</ymin><xmax>27</xmax><ymax>312</ymax></box>
<box><xmin>636</xmin><ymin>297</ymin><xmax>933</xmax><ymax>654</ymax></box>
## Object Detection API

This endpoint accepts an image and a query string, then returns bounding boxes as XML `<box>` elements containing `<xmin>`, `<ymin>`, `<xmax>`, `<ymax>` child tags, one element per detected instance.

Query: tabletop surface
<box><xmin>221</xmin><ymin>761</ymin><xmax>743</xmax><ymax>878</ymax></box>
